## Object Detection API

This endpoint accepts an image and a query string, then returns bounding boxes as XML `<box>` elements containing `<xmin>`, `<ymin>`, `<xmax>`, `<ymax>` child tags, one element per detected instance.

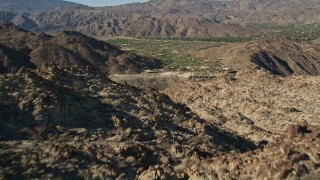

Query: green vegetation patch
<box><xmin>252</xmin><ymin>23</ymin><xmax>320</xmax><ymax>41</ymax></box>
<box><xmin>106</xmin><ymin>38</ymin><xmax>233</xmax><ymax>72</ymax></box>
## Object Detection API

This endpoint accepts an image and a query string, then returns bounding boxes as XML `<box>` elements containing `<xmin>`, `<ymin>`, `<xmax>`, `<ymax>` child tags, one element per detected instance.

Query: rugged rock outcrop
<box><xmin>211</xmin><ymin>123</ymin><xmax>320</xmax><ymax>179</ymax></box>
<box><xmin>0</xmin><ymin>43</ymin><xmax>35</xmax><ymax>73</ymax></box>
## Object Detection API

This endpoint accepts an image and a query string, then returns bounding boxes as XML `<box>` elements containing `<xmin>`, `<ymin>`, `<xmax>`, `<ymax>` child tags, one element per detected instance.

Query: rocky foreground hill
<box><xmin>1</xmin><ymin>60</ymin><xmax>319</xmax><ymax>179</ymax></box>
<box><xmin>1</xmin><ymin>0</ymin><xmax>320</xmax><ymax>38</ymax></box>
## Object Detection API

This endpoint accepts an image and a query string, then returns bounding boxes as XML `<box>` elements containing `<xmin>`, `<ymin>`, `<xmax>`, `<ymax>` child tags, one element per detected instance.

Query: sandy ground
<box><xmin>109</xmin><ymin>72</ymin><xmax>192</xmax><ymax>90</ymax></box>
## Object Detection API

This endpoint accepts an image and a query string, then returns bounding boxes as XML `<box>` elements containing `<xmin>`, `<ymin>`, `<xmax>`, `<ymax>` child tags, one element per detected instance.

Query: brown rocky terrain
<box><xmin>189</xmin><ymin>37</ymin><xmax>320</xmax><ymax>76</ymax></box>
<box><xmin>312</xmin><ymin>38</ymin><xmax>320</xmax><ymax>45</ymax></box>
<box><xmin>162</xmin><ymin>70</ymin><xmax>320</xmax><ymax>179</ymax></box>
<box><xmin>164</xmin><ymin>70</ymin><xmax>320</xmax><ymax>143</ymax></box>
<box><xmin>0</xmin><ymin>21</ymin><xmax>319</xmax><ymax>178</ymax></box>
<box><xmin>0</xmin><ymin>23</ymin><xmax>161</xmax><ymax>74</ymax></box>
<box><xmin>0</xmin><ymin>65</ymin><xmax>257</xmax><ymax>178</ymax></box>
<box><xmin>101</xmin><ymin>35</ymin><xmax>320</xmax><ymax>179</ymax></box>
<box><xmin>109</xmin><ymin>72</ymin><xmax>192</xmax><ymax>91</ymax></box>
<box><xmin>1</xmin><ymin>64</ymin><xmax>319</xmax><ymax>179</ymax></box>
<box><xmin>208</xmin><ymin>122</ymin><xmax>319</xmax><ymax>179</ymax></box>
<box><xmin>1</xmin><ymin>0</ymin><xmax>320</xmax><ymax>38</ymax></box>
<box><xmin>0</xmin><ymin>43</ymin><xmax>36</xmax><ymax>73</ymax></box>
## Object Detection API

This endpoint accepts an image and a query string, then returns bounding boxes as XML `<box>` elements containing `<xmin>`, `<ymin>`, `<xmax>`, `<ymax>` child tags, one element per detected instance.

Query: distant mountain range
<box><xmin>0</xmin><ymin>0</ymin><xmax>83</xmax><ymax>12</ymax></box>
<box><xmin>0</xmin><ymin>0</ymin><xmax>319</xmax><ymax>38</ymax></box>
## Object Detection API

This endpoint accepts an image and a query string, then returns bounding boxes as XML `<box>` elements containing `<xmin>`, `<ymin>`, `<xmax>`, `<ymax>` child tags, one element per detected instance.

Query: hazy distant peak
<box><xmin>0</xmin><ymin>0</ymin><xmax>83</xmax><ymax>12</ymax></box>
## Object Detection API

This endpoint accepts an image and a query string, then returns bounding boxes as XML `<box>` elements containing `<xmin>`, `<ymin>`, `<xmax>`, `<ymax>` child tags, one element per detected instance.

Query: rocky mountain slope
<box><xmin>164</xmin><ymin>71</ymin><xmax>320</xmax><ymax>142</ymax></box>
<box><xmin>1</xmin><ymin>0</ymin><xmax>319</xmax><ymax>38</ymax></box>
<box><xmin>1</xmin><ymin>63</ymin><xmax>319</xmax><ymax>179</ymax></box>
<box><xmin>0</xmin><ymin>23</ymin><xmax>161</xmax><ymax>74</ymax></box>
<box><xmin>0</xmin><ymin>65</ymin><xmax>254</xmax><ymax>178</ymax></box>
<box><xmin>161</xmin><ymin>69</ymin><xmax>320</xmax><ymax>179</ymax></box>
<box><xmin>189</xmin><ymin>37</ymin><xmax>320</xmax><ymax>76</ymax></box>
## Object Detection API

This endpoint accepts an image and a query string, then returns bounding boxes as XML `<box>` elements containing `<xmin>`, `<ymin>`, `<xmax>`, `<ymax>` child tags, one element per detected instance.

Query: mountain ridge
<box><xmin>0</xmin><ymin>0</ymin><xmax>84</xmax><ymax>12</ymax></box>
<box><xmin>0</xmin><ymin>0</ymin><xmax>319</xmax><ymax>38</ymax></box>
<box><xmin>0</xmin><ymin>23</ymin><xmax>161</xmax><ymax>74</ymax></box>
<box><xmin>189</xmin><ymin>36</ymin><xmax>320</xmax><ymax>76</ymax></box>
